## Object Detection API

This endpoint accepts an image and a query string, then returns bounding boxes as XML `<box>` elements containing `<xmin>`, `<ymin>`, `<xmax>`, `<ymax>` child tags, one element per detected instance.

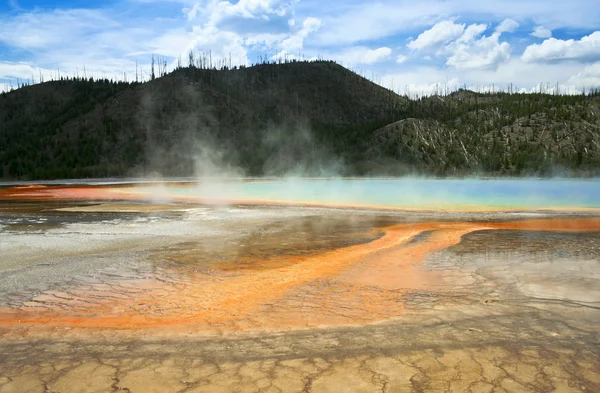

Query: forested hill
<box><xmin>1</xmin><ymin>60</ymin><xmax>599</xmax><ymax>180</ymax></box>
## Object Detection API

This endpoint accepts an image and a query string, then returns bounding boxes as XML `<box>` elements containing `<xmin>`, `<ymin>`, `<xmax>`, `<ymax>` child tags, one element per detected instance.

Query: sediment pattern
<box><xmin>0</xmin><ymin>187</ymin><xmax>599</xmax><ymax>392</ymax></box>
<box><xmin>1</xmin><ymin>218</ymin><xmax>598</xmax><ymax>331</ymax></box>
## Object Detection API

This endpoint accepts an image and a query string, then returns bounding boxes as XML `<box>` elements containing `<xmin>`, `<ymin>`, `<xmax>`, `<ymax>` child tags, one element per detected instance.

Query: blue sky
<box><xmin>1</xmin><ymin>0</ymin><xmax>600</xmax><ymax>94</ymax></box>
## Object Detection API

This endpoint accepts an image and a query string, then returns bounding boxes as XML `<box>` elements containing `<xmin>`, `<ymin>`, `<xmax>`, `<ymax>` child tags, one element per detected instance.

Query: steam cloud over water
<box><xmin>136</xmin><ymin>84</ymin><xmax>343</xmax><ymax>183</ymax></box>
<box><xmin>2</xmin><ymin>178</ymin><xmax>590</xmax><ymax>212</ymax></box>
<box><xmin>49</xmin><ymin>81</ymin><xmax>594</xmax><ymax>210</ymax></box>
<box><xmin>126</xmin><ymin>178</ymin><xmax>600</xmax><ymax>212</ymax></box>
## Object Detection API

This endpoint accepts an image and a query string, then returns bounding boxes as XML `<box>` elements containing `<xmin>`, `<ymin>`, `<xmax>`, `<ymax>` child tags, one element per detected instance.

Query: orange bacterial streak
<box><xmin>2</xmin><ymin>184</ymin><xmax>600</xmax><ymax>213</ymax></box>
<box><xmin>1</xmin><ymin>217</ymin><xmax>599</xmax><ymax>331</ymax></box>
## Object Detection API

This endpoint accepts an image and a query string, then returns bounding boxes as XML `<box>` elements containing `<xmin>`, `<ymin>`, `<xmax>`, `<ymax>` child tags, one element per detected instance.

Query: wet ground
<box><xmin>0</xmin><ymin>187</ymin><xmax>599</xmax><ymax>392</ymax></box>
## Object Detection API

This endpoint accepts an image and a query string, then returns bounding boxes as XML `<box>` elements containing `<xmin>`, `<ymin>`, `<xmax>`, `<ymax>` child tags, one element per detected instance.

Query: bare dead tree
<box><xmin>151</xmin><ymin>55</ymin><xmax>156</xmax><ymax>80</ymax></box>
<box><xmin>188</xmin><ymin>51</ymin><xmax>195</xmax><ymax>68</ymax></box>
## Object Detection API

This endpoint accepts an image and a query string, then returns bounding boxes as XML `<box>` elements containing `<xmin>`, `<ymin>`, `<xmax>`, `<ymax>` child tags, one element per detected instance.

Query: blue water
<box><xmin>137</xmin><ymin>178</ymin><xmax>600</xmax><ymax>211</ymax></box>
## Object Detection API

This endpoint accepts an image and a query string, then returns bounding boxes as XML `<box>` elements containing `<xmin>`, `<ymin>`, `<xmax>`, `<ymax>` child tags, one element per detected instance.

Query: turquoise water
<box><xmin>136</xmin><ymin>178</ymin><xmax>600</xmax><ymax>211</ymax></box>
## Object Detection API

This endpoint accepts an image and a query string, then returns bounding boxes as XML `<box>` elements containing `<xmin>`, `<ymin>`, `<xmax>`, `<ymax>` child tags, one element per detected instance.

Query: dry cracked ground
<box><xmin>0</xmin><ymin>200</ymin><xmax>599</xmax><ymax>392</ymax></box>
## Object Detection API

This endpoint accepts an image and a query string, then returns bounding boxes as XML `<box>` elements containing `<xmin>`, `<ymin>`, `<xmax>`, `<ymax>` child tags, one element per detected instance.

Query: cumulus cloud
<box><xmin>184</xmin><ymin>26</ymin><xmax>250</xmax><ymax>66</ymax></box>
<box><xmin>522</xmin><ymin>31</ymin><xmax>600</xmax><ymax>63</ymax></box>
<box><xmin>244</xmin><ymin>33</ymin><xmax>287</xmax><ymax>49</ymax></box>
<box><xmin>314</xmin><ymin>0</ymin><xmax>599</xmax><ymax>47</ymax></box>
<box><xmin>361</xmin><ymin>47</ymin><xmax>393</xmax><ymax>64</ymax></box>
<box><xmin>185</xmin><ymin>0</ymin><xmax>296</xmax><ymax>24</ymax></box>
<box><xmin>531</xmin><ymin>26</ymin><xmax>552</xmax><ymax>39</ymax></box>
<box><xmin>407</xmin><ymin>20</ymin><xmax>465</xmax><ymax>51</ymax></box>
<box><xmin>454</xmin><ymin>23</ymin><xmax>487</xmax><ymax>44</ymax></box>
<box><xmin>396</xmin><ymin>55</ymin><xmax>408</xmax><ymax>64</ymax></box>
<box><xmin>334</xmin><ymin>46</ymin><xmax>392</xmax><ymax>65</ymax></box>
<box><xmin>183</xmin><ymin>4</ymin><xmax>202</xmax><ymax>21</ymax></box>
<box><xmin>222</xmin><ymin>0</ymin><xmax>293</xmax><ymax>18</ymax></box>
<box><xmin>380</xmin><ymin>59</ymin><xmax>594</xmax><ymax>97</ymax></box>
<box><xmin>272</xmin><ymin>17</ymin><xmax>322</xmax><ymax>59</ymax></box>
<box><xmin>182</xmin><ymin>0</ymin><xmax>303</xmax><ymax>65</ymax></box>
<box><xmin>2</xmin><ymin>0</ymin><xmax>600</xmax><ymax>97</ymax></box>
<box><xmin>495</xmin><ymin>19</ymin><xmax>519</xmax><ymax>34</ymax></box>
<box><xmin>567</xmin><ymin>62</ymin><xmax>600</xmax><ymax>88</ymax></box>
<box><xmin>446</xmin><ymin>32</ymin><xmax>511</xmax><ymax>70</ymax></box>
<box><xmin>279</xmin><ymin>17</ymin><xmax>322</xmax><ymax>52</ymax></box>
<box><xmin>0</xmin><ymin>0</ymin><xmax>310</xmax><ymax>86</ymax></box>
<box><xmin>381</xmin><ymin>70</ymin><xmax>462</xmax><ymax>96</ymax></box>
<box><xmin>408</xmin><ymin>20</ymin><xmax>511</xmax><ymax>70</ymax></box>
<box><xmin>444</xmin><ymin>20</ymin><xmax>515</xmax><ymax>70</ymax></box>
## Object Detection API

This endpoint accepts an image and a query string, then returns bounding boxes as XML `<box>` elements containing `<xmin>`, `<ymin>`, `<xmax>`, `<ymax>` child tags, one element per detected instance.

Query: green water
<box><xmin>136</xmin><ymin>178</ymin><xmax>600</xmax><ymax>211</ymax></box>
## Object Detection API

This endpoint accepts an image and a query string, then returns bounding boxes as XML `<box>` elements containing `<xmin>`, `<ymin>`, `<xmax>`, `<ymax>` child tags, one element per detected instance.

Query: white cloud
<box><xmin>456</xmin><ymin>23</ymin><xmax>488</xmax><ymax>44</ymax></box>
<box><xmin>244</xmin><ymin>33</ymin><xmax>287</xmax><ymax>49</ymax></box>
<box><xmin>181</xmin><ymin>0</ymin><xmax>302</xmax><ymax>65</ymax></box>
<box><xmin>315</xmin><ymin>2</ymin><xmax>438</xmax><ymax>46</ymax></box>
<box><xmin>0</xmin><ymin>62</ymin><xmax>51</xmax><ymax>81</ymax></box>
<box><xmin>381</xmin><ymin>70</ymin><xmax>461</xmax><ymax>96</ymax></box>
<box><xmin>183</xmin><ymin>3</ymin><xmax>202</xmax><ymax>21</ymax></box>
<box><xmin>446</xmin><ymin>30</ymin><xmax>511</xmax><ymax>70</ymax></box>
<box><xmin>0</xmin><ymin>0</ymin><xmax>309</xmax><ymax>85</ymax></box>
<box><xmin>184</xmin><ymin>25</ymin><xmax>250</xmax><ymax>66</ymax></box>
<box><xmin>0</xmin><ymin>59</ymin><xmax>138</xmax><ymax>87</ymax></box>
<box><xmin>380</xmin><ymin>58</ymin><xmax>592</xmax><ymax>96</ymax></box>
<box><xmin>406</xmin><ymin>20</ymin><xmax>510</xmax><ymax>70</ymax></box>
<box><xmin>567</xmin><ymin>62</ymin><xmax>600</xmax><ymax>88</ymax></box>
<box><xmin>186</xmin><ymin>0</ymin><xmax>296</xmax><ymax>24</ymax></box>
<box><xmin>362</xmin><ymin>47</ymin><xmax>393</xmax><ymax>64</ymax></box>
<box><xmin>1</xmin><ymin>0</ymin><xmax>599</xmax><ymax>98</ymax></box>
<box><xmin>522</xmin><ymin>31</ymin><xmax>600</xmax><ymax>63</ymax></box>
<box><xmin>0</xmin><ymin>9</ymin><xmax>119</xmax><ymax>50</ymax></box>
<box><xmin>439</xmin><ymin>19</ymin><xmax>518</xmax><ymax>70</ymax></box>
<box><xmin>274</xmin><ymin>17</ymin><xmax>322</xmax><ymax>58</ymax></box>
<box><xmin>147</xmin><ymin>29</ymin><xmax>193</xmax><ymax>58</ymax></box>
<box><xmin>495</xmin><ymin>19</ymin><xmax>519</xmax><ymax>34</ymax></box>
<box><xmin>313</xmin><ymin>0</ymin><xmax>600</xmax><ymax>46</ymax></box>
<box><xmin>0</xmin><ymin>8</ymin><xmax>170</xmax><ymax>85</ymax></box>
<box><xmin>177</xmin><ymin>0</ymin><xmax>312</xmax><ymax>67</ymax></box>
<box><xmin>531</xmin><ymin>26</ymin><xmax>552</xmax><ymax>39</ymax></box>
<box><xmin>222</xmin><ymin>0</ymin><xmax>293</xmax><ymax>18</ymax></box>
<box><xmin>407</xmin><ymin>20</ymin><xmax>465</xmax><ymax>51</ymax></box>
<box><xmin>334</xmin><ymin>46</ymin><xmax>392</xmax><ymax>65</ymax></box>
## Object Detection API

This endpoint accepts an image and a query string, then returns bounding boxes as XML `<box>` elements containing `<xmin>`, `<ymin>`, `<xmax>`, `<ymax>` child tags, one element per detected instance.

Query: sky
<box><xmin>1</xmin><ymin>0</ymin><xmax>600</xmax><ymax>95</ymax></box>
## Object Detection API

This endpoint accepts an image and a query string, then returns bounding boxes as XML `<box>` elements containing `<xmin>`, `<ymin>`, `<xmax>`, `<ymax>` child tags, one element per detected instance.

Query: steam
<box><xmin>260</xmin><ymin>121</ymin><xmax>343</xmax><ymax>178</ymax></box>
<box><xmin>129</xmin><ymin>75</ymin><xmax>599</xmax><ymax>211</ymax></box>
<box><xmin>133</xmin><ymin>77</ymin><xmax>346</xmax><ymax>204</ymax></box>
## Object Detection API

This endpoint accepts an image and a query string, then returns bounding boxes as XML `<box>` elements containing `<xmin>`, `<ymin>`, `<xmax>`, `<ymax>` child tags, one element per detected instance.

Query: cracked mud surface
<box><xmin>0</xmin><ymin>193</ymin><xmax>599</xmax><ymax>392</ymax></box>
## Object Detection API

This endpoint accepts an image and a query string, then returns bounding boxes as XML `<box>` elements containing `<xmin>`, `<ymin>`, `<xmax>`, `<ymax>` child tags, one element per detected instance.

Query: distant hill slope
<box><xmin>363</xmin><ymin>91</ymin><xmax>600</xmax><ymax>176</ymax></box>
<box><xmin>0</xmin><ymin>61</ymin><xmax>404</xmax><ymax>179</ymax></box>
<box><xmin>1</xmin><ymin>61</ymin><xmax>599</xmax><ymax>179</ymax></box>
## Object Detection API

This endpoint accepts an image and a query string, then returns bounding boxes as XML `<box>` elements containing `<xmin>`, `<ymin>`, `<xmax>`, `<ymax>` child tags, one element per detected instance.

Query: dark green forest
<box><xmin>1</xmin><ymin>60</ymin><xmax>599</xmax><ymax>179</ymax></box>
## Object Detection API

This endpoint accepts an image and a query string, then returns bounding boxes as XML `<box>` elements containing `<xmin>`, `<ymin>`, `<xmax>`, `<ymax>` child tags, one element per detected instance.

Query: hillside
<box><xmin>365</xmin><ymin>91</ymin><xmax>600</xmax><ymax>176</ymax></box>
<box><xmin>1</xmin><ymin>60</ymin><xmax>599</xmax><ymax>179</ymax></box>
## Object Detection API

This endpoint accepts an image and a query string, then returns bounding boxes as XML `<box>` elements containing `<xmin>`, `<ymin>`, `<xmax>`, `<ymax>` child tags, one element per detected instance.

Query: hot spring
<box><xmin>0</xmin><ymin>178</ymin><xmax>599</xmax><ymax>392</ymax></box>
